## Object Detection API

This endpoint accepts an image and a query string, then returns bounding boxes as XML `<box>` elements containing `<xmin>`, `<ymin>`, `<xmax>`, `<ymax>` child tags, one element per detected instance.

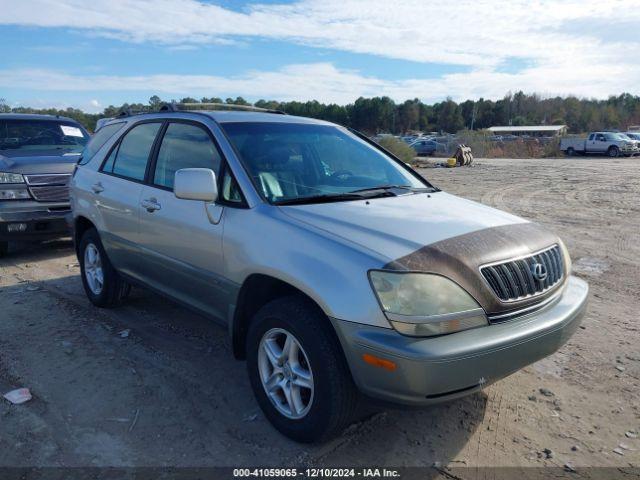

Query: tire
<box><xmin>79</xmin><ymin>228</ymin><xmax>130</xmax><ymax>308</ymax></box>
<box><xmin>566</xmin><ymin>147</ymin><xmax>575</xmax><ymax>157</ymax></box>
<box><xmin>246</xmin><ymin>296</ymin><xmax>358</xmax><ymax>443</ymax></box>
<box><xmin>608</xmin><ymin>146</ymin><xmax>620</xmax><ymax>158</ymax></box>
<box><xmin>0</xmin><ymin>241</ymin><xmax>8</xmax><ymax>258</ymax></box>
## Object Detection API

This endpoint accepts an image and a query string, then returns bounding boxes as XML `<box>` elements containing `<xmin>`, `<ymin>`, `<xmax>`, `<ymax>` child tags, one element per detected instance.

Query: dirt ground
<box><xmin>0</xmin><ymin>157</ymin><xmax>638</xmax><ymax>472</ymax></box>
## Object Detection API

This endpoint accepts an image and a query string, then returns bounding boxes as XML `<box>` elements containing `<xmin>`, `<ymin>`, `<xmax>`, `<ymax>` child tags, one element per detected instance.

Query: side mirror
<box><xmin>174</xmin><ymin>168</ymin><xmax>218</xmax><ymax>202</ymax></box>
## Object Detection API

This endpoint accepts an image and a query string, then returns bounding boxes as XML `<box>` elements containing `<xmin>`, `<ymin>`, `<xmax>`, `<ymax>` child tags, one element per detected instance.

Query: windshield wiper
<box><xmin>275</xmin><ymin>184</ymin><xmax>439</xmax><ymax>205</ymax></box>
<box><xmin>275</xmin><ymin>190</ymin><xmax>394</xmax><ymax>206</ymax></box>
<box><xmin>351</xmin><ymin>185</ymin><xmax>436</xmax><ymax>194</ymax></box>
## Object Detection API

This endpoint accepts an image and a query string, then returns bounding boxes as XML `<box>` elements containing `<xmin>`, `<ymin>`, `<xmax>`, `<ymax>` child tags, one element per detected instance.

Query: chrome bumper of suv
<box><xmin>0</xmin><ymin>200</ymin><xmax>71</xmax><ymax>241</ymax></box>
<box><xmin>332</xmin><ymin>275</ymin><xmax>588</xmax><ymax>406</ymax></box>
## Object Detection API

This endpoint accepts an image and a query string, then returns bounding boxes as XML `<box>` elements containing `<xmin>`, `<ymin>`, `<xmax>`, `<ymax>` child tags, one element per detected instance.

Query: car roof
<box><xmin>110</xmin><ymin>110</ymin><xmax>335</xmax><ymax>127</ymax></box>
<box><xmin>0</xmin><ymin>113</ymin><xmax>80</xmax><ymax>123</ymax></box>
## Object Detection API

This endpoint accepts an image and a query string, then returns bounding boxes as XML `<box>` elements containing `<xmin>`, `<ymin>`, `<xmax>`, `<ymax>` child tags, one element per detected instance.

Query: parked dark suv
<box><xmin>0</xmin><ymin>113</ymin><xmax>90</xmax><ymax>256</ymax></box>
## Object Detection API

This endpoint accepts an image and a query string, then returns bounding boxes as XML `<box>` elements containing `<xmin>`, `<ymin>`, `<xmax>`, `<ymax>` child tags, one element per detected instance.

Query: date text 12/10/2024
<box><xmin>233</xmin><ymin>468</ymin><xmax>401</xmax><ymax>478</ymax></box>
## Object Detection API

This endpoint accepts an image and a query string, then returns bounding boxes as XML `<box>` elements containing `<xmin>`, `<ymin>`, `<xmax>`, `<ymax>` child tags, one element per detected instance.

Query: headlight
<box><xmin>0</xmin><ymin>172</ymin><xmax>24</xmax><ymax>184</ymax></box>
<box><xmin>369</xmin><ymin>271</ymin><xmax>488</xmax><ymax>337</ymax></box>
<box><xmin>0</xmin><ymin>188</ymin><xmax>31</xmax><ymax>200</ymax></box>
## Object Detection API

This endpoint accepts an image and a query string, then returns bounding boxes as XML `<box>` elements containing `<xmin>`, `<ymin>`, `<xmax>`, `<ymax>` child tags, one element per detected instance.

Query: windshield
<box><xmin>0</xmin><ymin>119</ymin><xmax>89</xmax><ymax>154</ymax></box>
<box><xmin>221</xmin><ymin>122</ymin><xmax>428</xmax><ymax>204</ymax></box>
<box><xmin>605</xmin><ymin>133</ymin><xmax>627</xmax><ymax>141</ymax></box>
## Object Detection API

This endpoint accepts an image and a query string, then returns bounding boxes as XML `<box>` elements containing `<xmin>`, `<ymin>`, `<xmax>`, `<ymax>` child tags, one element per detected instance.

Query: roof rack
<box><xmin>115</xmin><ymin>102</ymin><xmax>286</xmax><ymax>119</ymax></box>
<box><xmin>117</xmin><ymin>107</ymin><xmax>151</xmax><ymax>117</ymax></box>
<box><xmin>160</xmin><ymin>102</ymin><xmax>286</xmax><ymax>115</ymax></box>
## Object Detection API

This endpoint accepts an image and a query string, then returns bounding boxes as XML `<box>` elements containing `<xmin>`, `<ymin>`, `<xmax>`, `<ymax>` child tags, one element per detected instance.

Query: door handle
<box><xmin>141</xmin><ymin>198</ymin><xmax>161</xmax><ymax>212</ymax></box>
<box><xmin>91</xmin><ymin>182</ymin><xmax>104</xmax><ymax>194</ymax></box>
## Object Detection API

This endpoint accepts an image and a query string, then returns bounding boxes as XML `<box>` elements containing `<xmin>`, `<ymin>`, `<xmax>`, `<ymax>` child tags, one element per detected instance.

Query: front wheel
<box><xmin>79</xmin><ymin>228</ymin><xmax>130</xmax><ymax>307</ymax></box>
<box><xmin>608</xmin><ymin>146</ymin><xmax>620</xmax><ymax>158</ymax></box>
<box><xmin>246</xmin><ymin>296</ymin><xmax>358</xmax><ymax>443</ymax></box>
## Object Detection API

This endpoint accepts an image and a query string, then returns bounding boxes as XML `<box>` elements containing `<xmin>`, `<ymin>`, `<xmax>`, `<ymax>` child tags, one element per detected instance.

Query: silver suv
<box><xmin>70</xmin><ymin>106</ymin><xmax>588</xmax><ymax>442</ymax></box>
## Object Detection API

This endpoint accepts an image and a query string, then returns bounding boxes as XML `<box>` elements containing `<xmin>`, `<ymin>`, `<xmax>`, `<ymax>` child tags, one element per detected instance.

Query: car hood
<box><xmin>278</xmin><ymin>191</ymin><xmax>527</xmax><ymax>261</ymax></box>
<box><xmin>279</xmin><ymin>191</ymin><xmax>566</xmax><ymax>315</ymax></box>
<box><xmin>0</xmin><ymin>150</ymin><xmax>80</xmax><ymax>174</ymax></box>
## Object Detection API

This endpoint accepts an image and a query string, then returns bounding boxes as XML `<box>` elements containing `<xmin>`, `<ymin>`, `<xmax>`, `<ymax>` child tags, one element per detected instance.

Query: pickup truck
<box><xmin>560</xmin><ymin>131</ymin><xmax>639</xmax><ymax>157</ymax></box>
<box><xmin>0</xmin><ymin>113</ymin><xmax>90</xmax><ymax>256</ymax></box>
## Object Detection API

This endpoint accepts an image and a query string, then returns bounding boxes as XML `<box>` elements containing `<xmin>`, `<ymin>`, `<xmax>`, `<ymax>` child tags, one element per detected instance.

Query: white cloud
<box><xmin>1</xmin><ymin>0</ymin><xmax>639</xmax><ymax>104</ymax></box>
<box><xmin>84</xmin><ymin>100</ymin><xmax>102</xmax><ymax>113</ymax></box>
<box><xmin>1</xmin><ymin>62</ymin><xmax>639</xmax><ymax>109</ymax></box>
<box><xmin>1</xmin><ymin>0</ymin><xmax>640</xmax><ymax>68</ymax></box>
<box><xmin>5</xmin><ymin>97</ymin><xmax>104</xmax><ymax>113</ymax></box>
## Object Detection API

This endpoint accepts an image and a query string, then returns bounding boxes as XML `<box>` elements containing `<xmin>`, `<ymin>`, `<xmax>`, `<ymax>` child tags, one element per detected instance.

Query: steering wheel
<box><xmin>330</xmin><ymin>170</ymin><xmax>354</xmax><ymax>182</ymax></box>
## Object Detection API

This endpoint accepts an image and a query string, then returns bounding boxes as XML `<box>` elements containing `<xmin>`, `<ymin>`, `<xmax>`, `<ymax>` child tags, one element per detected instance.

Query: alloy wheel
<box><xmin>258</xmin><ymin>328</ymin><xmax>314</xmax><ymax>419</ymax></box>
<box><xmin>84</xmin><ymin>243</ymin><xmax>104</xmax><ymax>295</ymax></box>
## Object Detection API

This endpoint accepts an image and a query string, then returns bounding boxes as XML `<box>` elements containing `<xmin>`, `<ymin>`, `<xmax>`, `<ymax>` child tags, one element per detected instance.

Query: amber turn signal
<box><xmin>362</xmin><ymin>353</ymin><xmax>397</xmax><ymax>371</ymax></box>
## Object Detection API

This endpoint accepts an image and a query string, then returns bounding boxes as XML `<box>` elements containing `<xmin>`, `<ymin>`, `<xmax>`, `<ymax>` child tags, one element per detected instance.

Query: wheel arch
<box><xmin>230</xmin><ymin>273</ymin><xmax>332</xmax><ymax>360</ymax></box>
<box><xmin>74</xmin><ymin>216</ymin><xmax>96</xmax><ymax>257</ymax></box>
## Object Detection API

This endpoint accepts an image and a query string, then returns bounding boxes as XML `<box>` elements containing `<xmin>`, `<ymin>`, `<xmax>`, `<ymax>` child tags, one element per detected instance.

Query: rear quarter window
<box><xmin>79</xmin><ymin>122</ymin><xmax>125</xmax><ymax>165</ymax></box>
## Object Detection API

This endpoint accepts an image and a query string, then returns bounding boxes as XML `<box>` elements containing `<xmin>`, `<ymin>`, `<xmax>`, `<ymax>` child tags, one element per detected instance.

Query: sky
<box><xmin>0</xmin><ymin>0</ymin><xmax>639</xmax><ymax>113</ymax></box>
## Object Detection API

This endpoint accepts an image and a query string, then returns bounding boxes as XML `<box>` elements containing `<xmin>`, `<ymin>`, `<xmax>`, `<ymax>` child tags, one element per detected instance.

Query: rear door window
<box><xmin>153</xmin><ymin>122</ymin><xmax>221</xmax><ymax>190</ymax></box>
<box><xmin>103</xmin><ymin>122</ymin><xmax>162</xmax><ymax>181</ymax></box>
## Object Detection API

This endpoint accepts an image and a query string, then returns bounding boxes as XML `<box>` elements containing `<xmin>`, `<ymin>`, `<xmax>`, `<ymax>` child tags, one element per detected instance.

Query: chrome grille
<box><xmin>29</xmin><ymin>185</ymin><xmax>69</xmax><ymax>202</ymax></box>
<box><xmin>481</xmin><ymin>245</ymin><xmax>564</xmax><ymax>301</ymax></box>
<box><xmin>24</xmin><ymin>174</ymin><xmax>71</xmax><ymax>202</ymax></box>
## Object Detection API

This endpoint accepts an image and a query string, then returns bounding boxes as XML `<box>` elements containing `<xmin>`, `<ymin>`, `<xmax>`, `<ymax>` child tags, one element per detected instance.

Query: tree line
<box><xmin>2</xmin><ymin>91</ymin><xmax>640</xmax><ymax>134</ymax></box>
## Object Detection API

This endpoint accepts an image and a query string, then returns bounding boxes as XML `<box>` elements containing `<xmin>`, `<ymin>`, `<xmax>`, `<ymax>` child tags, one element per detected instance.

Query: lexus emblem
<box><xmin>531</xmin><ymin>262</ymin><xmax>548</xmax><ymax>282</ymax></box>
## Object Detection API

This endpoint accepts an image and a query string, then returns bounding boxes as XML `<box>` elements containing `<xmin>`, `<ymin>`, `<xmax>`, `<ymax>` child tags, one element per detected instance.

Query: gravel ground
<box><xmin>0</xmin><ymin>157</ymin><xmax>638</xmax><ymax>471</ymax></box>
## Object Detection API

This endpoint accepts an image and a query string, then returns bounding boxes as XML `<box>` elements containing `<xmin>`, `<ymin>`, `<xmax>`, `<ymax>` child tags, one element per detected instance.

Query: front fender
<box><xmin>222</xmin><ymin>205</ymin><xmax>391</xmax><ymax>328</ymax></box>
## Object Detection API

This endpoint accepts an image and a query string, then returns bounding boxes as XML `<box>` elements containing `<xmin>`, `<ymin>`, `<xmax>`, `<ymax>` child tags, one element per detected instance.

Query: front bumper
<box><xmin>332</xmin><ymin>275</ymin><xmax>588</xmax><ymax>406</ymax></box>
<box><xmin>0</xmin><ymin>200</ymin><xmax>71</xmax><ymax>241</ymax></box>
